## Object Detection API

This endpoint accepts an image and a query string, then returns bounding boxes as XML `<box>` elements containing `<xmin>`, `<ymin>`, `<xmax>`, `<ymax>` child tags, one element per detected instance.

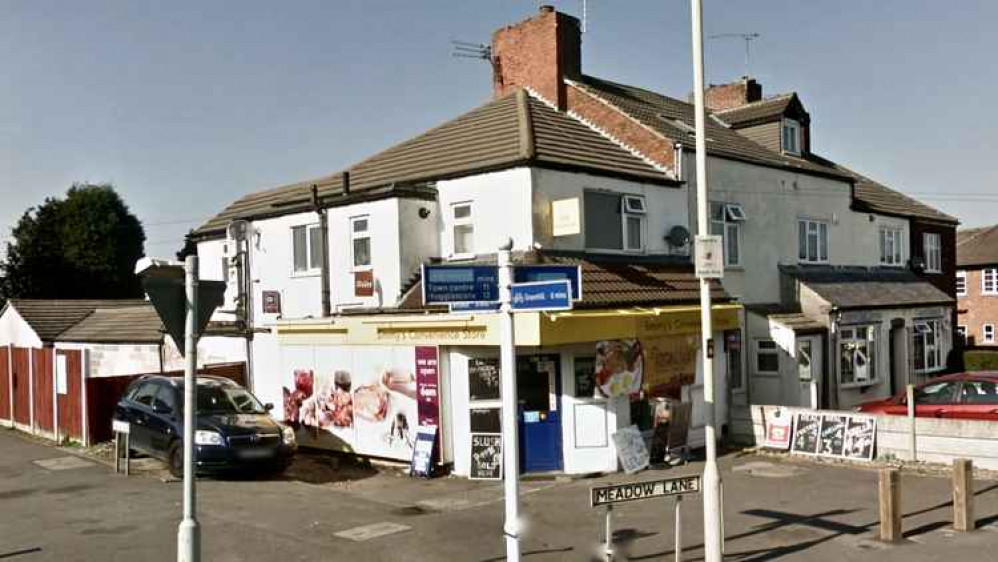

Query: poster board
<box><xmin>791</xmin><ymin>412</ymin><xmax>876</xmax><ymax>461</ymax></box>
<box><xmin>470</xmin><ymin>433</ymin><xmax>502</xmax><ymax>480</ymax></box>
<box><xmin>763</xmin><ymin>408</ymin><xmax>794</xmax><ymax>450</ymax></box>
<box><xmin>468</xmin><ymin>358</ymin><xmax>501</xmax><ymax>401</ymax></box>
<box><xmin>410</xmin><ymin>425</ymin><xmax>437</xmax><ymax>478</ymax></box>
<box><xmin>612</xmin><ymin>425</ymin><xmax>650</xmax><ymax>474</ymax></box>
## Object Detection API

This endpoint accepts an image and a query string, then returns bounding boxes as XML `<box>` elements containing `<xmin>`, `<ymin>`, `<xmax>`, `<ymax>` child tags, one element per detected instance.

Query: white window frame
<box><xmin>956</xmin><ymin>325</ymin><xmax>967</xmax><ymax>345</ymax></box>
<box><xmin>879</xmin><ymin>226</ymin><xmax>905</xmax><ymax>267</ymax></box>
<box><xmin>754</xmin><ymin>339</ymin><xmax>780</xmax><ymax>376</ymax></box>
<box><xmin>956</xmin><ymin>271</ymin><xmax>967</xmax><ymax>296</ymax></box>
<box><xmin>839</xmin><ymin>325</ymin><xmax>878</xmax><ymax>387</ymax></box>
<box><xmin>798</xmin><ymin>218</ymin><xmax>829</xmax><ymax>264</ymax></box>
<box><xmin>711</xmin><ymin>202</ymin><xmax>744</xmax><ymax>267</ymax></box>
<box><xmin>985</xmin><ymin>324</ymin><xmax>996</xmax><ymax>344</ymax></box>
<box><xmin>290</xmin><ymin>223</ymin><xmax>323</xmax><ymax>276</ymax></box>
<box><xmin>450</xmin><ymin>202</ymin><xmax>475</xmax><ymax>259</ymax></box>
<box><xmin>350</xmin><ymin>215</ymin><xmax>372</xmax><ymax>271</ymax></box>
<box><xmin>923</xmin><ymin>233</ymin><xmax>941</xmax><ymax>273</ymax></box>
<box><xmin>622</xmin><ymin>195</ymin><xmax>647</xmax><ymax>252</ymax></box>
<box><xmin>913</xmin><ymin>319</ymin><xmax>944</xmax><ymax>374</ymax></box>
<box><xmin>782</xmin><ymin>119</ymin><xmax>801</xmax><ymax>155</ymax></box>
<box><xmin>983</xmin><ymin>268</ymin><xmax>998</xmax><ymax>295</ymax></box>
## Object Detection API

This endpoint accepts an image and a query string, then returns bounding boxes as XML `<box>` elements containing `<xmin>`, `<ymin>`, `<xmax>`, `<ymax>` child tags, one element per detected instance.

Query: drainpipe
<box><xmin>311</xmin><ymin>184</ymin><xmax>332</xmax><ymax>318</ymax></box>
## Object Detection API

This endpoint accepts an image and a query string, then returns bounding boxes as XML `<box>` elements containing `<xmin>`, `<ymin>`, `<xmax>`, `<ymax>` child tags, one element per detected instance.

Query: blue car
<box><xmin>113</xmin><ymin>375</ymin><xmax>296</xmax><ymax>477</ymax></box>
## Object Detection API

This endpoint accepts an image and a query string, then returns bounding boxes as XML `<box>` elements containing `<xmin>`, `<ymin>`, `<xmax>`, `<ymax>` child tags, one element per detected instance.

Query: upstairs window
<box><xmin>956</xmin><ymin>271</ymin><xmax>967</xmax><ymax>296</ymax></box>
<box><xmin>924</xmin><ymin>233</ymin><xmax>941</xmax><ymax>273</ymax></box>
<box><xmin>782</xmin><ymin>119</ymin><xmax>801</xmax><ymax>155</ymax></box>
<box><xmin>984</xmin><ymin>268</ymin><xmax>998</xmax><ymax>295</ymax></box>
<box><xmin>350</xmin><ymin>216</ymin><xmax>371</xmax><ymax>270</ymax></box>
<box><xmin>292</xmin><ymin>224</ymin><xmax>323</xmax><ymax>274</ymax></box>
<box><xmin>451</xmin><ymin>202</ymin><xmax>475</xmax><ymax>257</ymax></box>
<box><xmin>798</xmin><ymin>219</ymin><xmax>829</xmax><ymax>263</ymax></box>
<box><xmin>710</xmin><ymin>202</ymin><xmax>745</xmax><ymax>267</ymax></box>
<box><xmin>584</xmin><ymin>191</ymin><xmax>646</xmax><ymax>252</ymax></box>
<box><xmin>879</xmin><ymin>227</ymin><xmax>904</xmax><ymax>266</ymax></box>
<box><xmin>985</xmin><ymin>324</ymin><xmax>996</xmax><ymax>343</ymax></box>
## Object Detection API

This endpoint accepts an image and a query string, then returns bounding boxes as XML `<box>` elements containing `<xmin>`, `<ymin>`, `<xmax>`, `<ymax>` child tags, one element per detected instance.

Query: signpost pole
<box><xmin>498</xmin><ymin>239</ymin><xmax>521</xmax><ymax>562</ymax></box>
<box><xmin>604</xmin><ymin>504</ymin><xmax>613</xmax><ymax>562</ymax></box>
<box><xmin>674</xmin><ymin>496</ymin><xmax>682</xmax><ymax>562</ymax></box>
<box><xmin>177</xmin><ymin>255</ymin><xmax>200</xmax><ymax>562</ymax></box>
<box><xmin>690</xmin><ymin>1</ymin><xmax>723</xmax><ymax>560</ymax></box>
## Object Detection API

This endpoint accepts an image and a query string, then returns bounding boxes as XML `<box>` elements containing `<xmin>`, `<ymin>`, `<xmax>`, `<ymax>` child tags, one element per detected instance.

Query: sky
<box><xmin>2</xmin><ymin>0</ymin><xmax>996</xmax><ymax>259</ymax></box>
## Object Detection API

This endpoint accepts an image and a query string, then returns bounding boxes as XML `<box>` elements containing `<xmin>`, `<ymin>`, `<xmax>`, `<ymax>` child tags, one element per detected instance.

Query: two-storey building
<box><xmin>957</xmin><ymin>225</ymin><xmax>998</xmax><ymax>346</ymax></box>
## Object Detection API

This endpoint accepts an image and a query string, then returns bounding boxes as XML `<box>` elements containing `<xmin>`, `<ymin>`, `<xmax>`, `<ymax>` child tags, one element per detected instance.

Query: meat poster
<box><xmin>281</xmin><ymin>345</ymin><xmax>419</xmax><ymax>461</ymax></box>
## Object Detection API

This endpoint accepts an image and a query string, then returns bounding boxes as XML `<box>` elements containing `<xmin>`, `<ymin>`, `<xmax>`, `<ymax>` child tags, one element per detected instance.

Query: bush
<box><xmin>964</xmin><ymin>350</ymin><xmax>998</xmax><ymax>371</ymax></box>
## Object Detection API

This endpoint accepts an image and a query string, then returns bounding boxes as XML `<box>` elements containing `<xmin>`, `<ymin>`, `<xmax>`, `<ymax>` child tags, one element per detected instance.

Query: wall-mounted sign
<box><xmin>552</xmin><ymin>198</ymin><xmax>581</xmax><ymax>237</ymax></box>
<box><xmin>354</xmin><ymin>270</ymin><xmax>375</xmax><ymax>297</ymax></box>
<box><xmin>470</xmin><ymin>433</ymin><xmax>502</xmax><ymax>480</ymax></box>
<box><xmin>422</xmin><ymin>265</ymin><xmax>499</xmax><ymax>305</ymax></box>
<box><xmin>510</xmin><ymin>280</ymin><xmax>573</xmax><ymax>312</ymax></box>
<box><xmin>468</xmin><ymin>358</ymin><xmax>501</xmax><ymax>401</ymax></box>
<box><xmin>262</xmin><ymin>290</ymin><xmax>281</xmax><ymax>314</ymax></box>
<box><xmin>695</xmin><ymin>235</ymin><xmax>724</xmax><ymax>279</ymax></box>
<box><xmin>763</xmin><ymin>408</ymin><xmax>793</xmax><ymax>450</ymax></box>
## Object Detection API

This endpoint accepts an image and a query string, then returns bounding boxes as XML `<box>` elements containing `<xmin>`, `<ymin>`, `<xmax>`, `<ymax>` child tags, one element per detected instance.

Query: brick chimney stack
<box><xmin>491</xmin><ymin>5</ymin><xmax>582</xmax><ymax>110</ymax></box>
<box><xmin>703</xmin><ymin>77</ymin><xmax>763</xmax><ymax>111</ymax></box>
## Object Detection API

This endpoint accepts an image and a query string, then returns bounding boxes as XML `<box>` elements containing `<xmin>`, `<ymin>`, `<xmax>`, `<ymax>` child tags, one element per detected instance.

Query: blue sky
<box><xmin>2</xmin><ymin>0</ymin><xmax>995</xmax><ymax>258</ymax></box>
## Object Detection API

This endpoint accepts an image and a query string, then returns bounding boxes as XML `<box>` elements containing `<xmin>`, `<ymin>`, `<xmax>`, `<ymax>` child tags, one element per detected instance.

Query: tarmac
<box><xmin>2</xmin><ymin>427</ymin><xmax>998</xmax><ymax>561</ymax></box>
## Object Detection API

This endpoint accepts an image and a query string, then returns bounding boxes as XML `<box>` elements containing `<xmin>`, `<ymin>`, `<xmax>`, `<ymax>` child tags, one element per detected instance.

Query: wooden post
<box><xmin>879</xmin><ymin>468</ymin><xmax>902</xmax><ymax>542</ymax></box>
<box><xmin>953</xmin><ymin>458</ymin><xmax>974</xmax><ymax>532</ymax></box>
<box><xmin>906</xmin><ymin>384</ymin><xmax>916</xmax><ymax>462</ymax></box>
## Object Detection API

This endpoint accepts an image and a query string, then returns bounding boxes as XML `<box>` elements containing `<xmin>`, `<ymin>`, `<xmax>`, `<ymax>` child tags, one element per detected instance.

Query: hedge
<box><xmin>964</xmin><ymin>350</ymin><xmax>998</xmax><ymax>371</ymax></box>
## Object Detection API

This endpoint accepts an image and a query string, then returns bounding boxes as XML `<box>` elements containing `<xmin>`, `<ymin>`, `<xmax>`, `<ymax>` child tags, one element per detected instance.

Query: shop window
<box><xmin>574</xmin><ymin>357</ymin><xmax>600</xmax><ymax>399</ymax></box>
<box><xmin>923</xmin><ymin>233</ymin><xmax>941</xmax><ymax>273</ymax></box>
<box><xmin>711</xmin><ymin>202</ymin><xmax>744</xmax><ymax>267</ymax></box>
<box><xmin>350</xmin><ymin>216</ymin><xmax>371</xmax><ymax>270</ymax></box>
<box><xmin>956</xmin><ymin>271</ymin><xmax>967</xmax><ymax>296</ymax></box>
<box><xmin>584</xmin><ymin>190</ymin><xmax>646</xmax><ymax>252</ymax></box>
<box><xmin>798</xmin><ymin>219</ymin><xmax>828</xmax><ymax>263</ymax></box>
<box><xmin>291</xmin><ymin>224</ymin><xmax>323</xmax><ymax>274</ymax></box>
<box><xmin>755</xmin><ymin>339</ymin><xmax>779</xmax><ymax>375</ymax></box>
<box><xmin>725</xmin><ymin>330</ymin><xmax>743</xmax><ymax>390</ymax></box>
<box><xmin>914</xmin><ymin>319</ymin><xmax>943</xmax><ymax>373</ymax></box>
<box><xmin>879</xmin><ymin>227</ymin><xmax>904</xmax><ymax>266</ymax></box>
<box><xmin>840</xmin><ymin>325</ymin><xmax>877</xmax><ymax>386</ymax></box>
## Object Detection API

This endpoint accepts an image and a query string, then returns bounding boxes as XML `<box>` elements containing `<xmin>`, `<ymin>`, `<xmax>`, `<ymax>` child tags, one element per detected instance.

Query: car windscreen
<box><xmin>188</xmin><ymin>385</ymin><xmax>267</xmax><ymax>415</ymax></box>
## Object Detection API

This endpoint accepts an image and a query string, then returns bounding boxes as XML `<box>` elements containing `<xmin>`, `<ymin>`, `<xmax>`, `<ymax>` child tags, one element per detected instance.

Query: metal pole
<box><xmin>906</xmin><ymin>384</ymin><xmax>916</xmax><ymax>462</ymax></box>
<box><xmin>690</xmin><ymin>2</ymin><xmax>723</xmax><ymax>561</ymax></box>
<box><xmin>605</xmin><ymin>504</ymin><xmax>614</xmax><ymax>562</ymax></box>
<box><xmin>498</xmin><ymin>238</ymin><xmax>521</xmax><ymax>562</ymax></box>
<box><xmin>675</xmin><ymin>496</ymin><xmax>682</xmax><ymax>562</ymax></box>
<box><xmin>177</xmin><ymin>255</ymin><xmax>200</xmax><ymax>562</ymax></box>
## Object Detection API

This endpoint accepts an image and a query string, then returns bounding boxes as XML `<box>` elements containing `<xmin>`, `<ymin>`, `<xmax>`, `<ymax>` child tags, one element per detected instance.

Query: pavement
<box><xmin>3</xmin><ymin>427</ymin><xmax>998</xmax><ymax>561</ymax></box>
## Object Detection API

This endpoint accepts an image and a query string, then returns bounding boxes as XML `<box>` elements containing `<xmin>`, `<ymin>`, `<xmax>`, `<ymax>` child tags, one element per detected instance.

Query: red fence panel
<box><xmin>57</xmin><ymin>350</ymin><xmax>84</xmax><ymax>440</ymax></box>
<box><xmin>0</xmin><ymin>347</ymin><xmax>9</xmax><ymax>421</ymax></box>
<box><xmin>12</xmin><ymin>348</ymin><xmax>30</xmax><ymax>426</ymax></box>
<box><xmin>32</xmin><ymin>348</ymin><xmax>54</xmax><ymax>433</ymax></box>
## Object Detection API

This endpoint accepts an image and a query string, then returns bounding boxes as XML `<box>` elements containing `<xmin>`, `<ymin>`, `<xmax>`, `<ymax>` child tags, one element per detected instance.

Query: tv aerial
<box><xmin>708</xmin><ymin>32</ymin><xmax>761</xmax><ymax>77</ymax></box>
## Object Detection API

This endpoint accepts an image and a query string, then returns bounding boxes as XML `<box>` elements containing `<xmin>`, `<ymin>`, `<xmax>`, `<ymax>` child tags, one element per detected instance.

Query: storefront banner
<box><xmin>642</xmin><ymin>335</ymin><xmax>699</xmax><ymax>399</ymax></box>
<box><xmin>281</xmin><ymin>345</ymin><xmax>419</xmax><ymax>461</ymax></box>
<box><xmin>415</xmin><ymin>346</ymin><xmax>440</xmax><ymax>428</ymax></box>
<box><xmin>595</xmin><ymin>340</ymin><xmax>643</xmax><ymax>398</ymax></box>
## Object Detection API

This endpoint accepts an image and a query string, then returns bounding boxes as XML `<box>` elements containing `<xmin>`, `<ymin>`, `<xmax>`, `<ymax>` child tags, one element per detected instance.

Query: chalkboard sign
<box><xmin>410</xmin><ymin>425</ymin><xmax>438</xmax><ymax>478</ymax></box>
<box><xmin>818</xmin><ymin>415</ymin><xmax>847</xmax><ymax>457</ymax></box>
<box><xmin>790</xmin><ymin>412</ymin><xmax>821</xmax><ymax>455</ymax></box>
<box><xmin>469</xmin><ymin>358</ymin><xmax>501</xmax><ymax>401</ymax></box>
<box><xmin>470</xmin><ymin>408</ymin><xmax>501</xmax><ymax>433</ymax></box>
<box><xmin>470</xmin><ymin>433</ymin><xmax>502</xmax><ymax>480</ymax></box>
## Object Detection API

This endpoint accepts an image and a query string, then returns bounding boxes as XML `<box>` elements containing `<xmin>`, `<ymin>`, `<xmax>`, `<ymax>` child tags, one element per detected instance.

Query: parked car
<box><xmin>856</xmin><ymin>372</ymin><xmax>998</xmax><ymax>420</ymax></box>
<box><xmin>113</xmin><ymin>375</ymin><xmax>296</xmax><ymax>477</ymax></box>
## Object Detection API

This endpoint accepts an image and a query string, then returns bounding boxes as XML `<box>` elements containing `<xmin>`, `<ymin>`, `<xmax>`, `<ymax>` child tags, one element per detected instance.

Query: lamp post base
<box><xmin>177</xmin><ymin>518</ymin><xmax>201</xmax><ymax>562</ymax></box>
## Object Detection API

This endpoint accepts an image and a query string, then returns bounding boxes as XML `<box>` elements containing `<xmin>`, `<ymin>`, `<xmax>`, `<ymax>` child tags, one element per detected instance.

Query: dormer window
<box><xmin>782</xmin><ymin>119</ymin><xmax>801</xmax><ymax>155</ymax></box>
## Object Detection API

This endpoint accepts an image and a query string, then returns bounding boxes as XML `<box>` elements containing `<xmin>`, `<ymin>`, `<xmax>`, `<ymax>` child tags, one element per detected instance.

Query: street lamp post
<box><xmin>177</xmin><ymin>255</ymin><xmax>200</xmax><ymax>562</ymax></box>
<box><xmin>498</xmin><ymin>238</ymin><xmax>521</xmax><ymax>562</ymax></box>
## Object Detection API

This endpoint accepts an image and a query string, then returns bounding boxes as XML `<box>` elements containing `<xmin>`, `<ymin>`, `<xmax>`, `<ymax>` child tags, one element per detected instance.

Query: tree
<box><xmin>0</xmin><ymin>184</ymin><xmax>146</xmax><ymax>305</ymax></box>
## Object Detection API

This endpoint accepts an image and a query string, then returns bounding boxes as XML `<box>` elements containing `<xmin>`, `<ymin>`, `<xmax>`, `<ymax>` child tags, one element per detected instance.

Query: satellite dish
<box><xmin>665</xmin><ymin>225</ymin><xmax>691</xmax><ymax>248</ymax></box>
<box><xmin>227</xmin><ymin>220</ymin><xmax>249</xmax><ymax>242</ymax></box>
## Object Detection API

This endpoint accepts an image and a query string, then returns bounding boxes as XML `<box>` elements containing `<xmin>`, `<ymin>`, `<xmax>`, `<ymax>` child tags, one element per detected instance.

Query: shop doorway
<box><xmin>517</xmin><ymin>355</ymin><xmax>562</xmax><ymax>472</ymax></box>
<box><xmin>796</xmin><ymin>336</ymin><xmax>822</xmax><ymax>409</ymax></box>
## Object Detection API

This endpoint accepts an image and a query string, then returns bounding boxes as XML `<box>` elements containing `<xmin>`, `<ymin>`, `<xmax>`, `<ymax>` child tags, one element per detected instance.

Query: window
<box><xmin>913</xmin><ymin>319</ymin><xmax>943</xmax><ymax>373</ymax></box>
<box><xmin>798</xmin><ymin>219</ymin><xmax>829</xmax><ymax>263</ymax></box>
<box><xmin>839</xmin><ymin>325</ymin><xmax>877</xmax><ymax>385</ymax></box>
<box><xmin>726</xmin><ymin>330</ymin><xmax>743</xmax><ymax>391</ymax></box>
<box><xmin>914</xmin><ymin>381</ymin><xmax>959</xmax><ymax>405</ymax></box>
<box><xmin>132</xmin><ymin>383</ymin><xmax>160</xmax><ymax>408</ymax></box>
<box><xmin>957</xmin><ymin>325</ymin><xmax>967</xmax><ymax>345</ymax></box>
<box><xmin>451</xmin><ymin>202</ymin><xmax>474</xmax><ymax>257</ymax></box>
<box><xmin>797</xmin><ymin>340</ymin><xmax>813</xmax><ymax>381</ymax></box>
<box><xmin>924</xmin><ymin>233</ymin><xmax>941</xmax><ymax>273</ymax></box>
<box><xmin>985</xmin><ymin>324</ymin><xmax>996</xmax><ymax>343</ymax></box>
<box><xmin>879</xmin><ymin>227</ymin><xmax>904</xmax><ymax>266</ymax></box>
<box><xmin>782</xmin><ymin>119</ymin><xmax>801</xmax><ymax>154</ymax></box>
<box><xmin>983</xmin><ymin>269</ymin><xmax>998</xmax><ymax>295</ymax></box>
<box><xmin>711</xmin><ymin>202</ymin><xmax>745</xmax><ymax>267</ymax></box>
<box><xmin>755</xmin><ymin>340</ymin><xmax>779</xmax><ymax>375</ymax></box>
<box><xmin>291</xmin><ymin>224</ymin><xmax>323</xmax><ymax>274</ymax></box>
<box><xmin>956</xmin><ymin>271</ymin><xmax>967</xmax><ymax>296</ymax></box>
<box><xmin>350</xmin><ymin>216</ymin><xmax>371</xmax><ymax>269</ymax></box>
<box><xmin>573</xmin><ymin>357</ymin><xmax>600</xmax><ymax>399</ymax></box>
<box><xmin>960</xmin><ymin>381</ymin><xmax>998</xmax><ymax>405</ymax></box>
<box><xmin>583</xmin><ymin>191</ymin><xmax>646</xmax><ymax>252</ymax></box>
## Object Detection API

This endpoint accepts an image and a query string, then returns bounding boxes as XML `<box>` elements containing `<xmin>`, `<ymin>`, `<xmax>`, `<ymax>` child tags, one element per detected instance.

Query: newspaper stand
<box><xmin>112</xmin><ymin>419</ymin><xmax>131</xmax><ymax>476</ymax></box>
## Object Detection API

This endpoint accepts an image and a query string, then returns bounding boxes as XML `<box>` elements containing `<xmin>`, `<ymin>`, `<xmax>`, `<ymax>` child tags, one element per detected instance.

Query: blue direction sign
<box><xmin>510</xmin><ymin>279</ymin><xmax>573</xmax><ymax>312</ymax></box>
<box><xmin>513</xmin><ymin>265</ymin><xmax>582</xmax><ymax>301</ymax></box>
<box><xmin>450</xmin><ymin>301</ymin><xmax>501</xmax><ymax>314</ymax></box>
<box><xmin>422</xmin><ymin>265</ymin><xmax>499</xmax><ymax>305</ymax></box>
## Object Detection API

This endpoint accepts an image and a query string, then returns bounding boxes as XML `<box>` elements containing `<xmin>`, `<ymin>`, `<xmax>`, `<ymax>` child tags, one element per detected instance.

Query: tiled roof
<box><xmin>571</xmin><ymin>75</ymin><xmax>851</xmax><ymax>180</ymax></box>
<box><xmin>781</xmin><ymin>265</ymin><xmax>954</xmax><ymax>309</ymax></box>
<box><xmin>957</xmin><ymin>225</ymin><xmax>998</xmax><ymax>267</ymax></box>
<box><xmin>714</xmin><ymin>94</ymin><xmax>795</xmax><ymax>127</ymax></box>
<box><xmin>193</xmin><ymin>90</ymin><xmax>674</xmax><ymax>237</ymax></box>
<box><xmin>396</xmin><ymin>251</ymin><xmax>729</xmax><ymax>311</ymax></box>
<box><xmin>5</xmin><ymin>299</ymin><xmax>148</xmax><ymax>342</ymax></box>
<box><xmin>58</xmin><ymin>304</ymin><xmax>165</xmax><ymax>344</ymax></box>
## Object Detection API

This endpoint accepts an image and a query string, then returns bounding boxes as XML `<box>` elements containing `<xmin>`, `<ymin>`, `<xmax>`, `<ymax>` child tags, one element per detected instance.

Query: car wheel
<box><xmin>168</xmin><ymin>441</ymin><xmax>184</xmax><ymax>479</ymax></box>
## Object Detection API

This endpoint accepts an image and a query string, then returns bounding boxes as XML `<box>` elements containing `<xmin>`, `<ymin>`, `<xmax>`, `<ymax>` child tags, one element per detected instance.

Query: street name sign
<box><xmin>590</xmin><ymin>475</ymin><xmax>702</xmax><ymax>507</ymax></box>
<box><xmin>513</xmin><ymin>265</ymin><xmax>582</xmax><ymax>301</ymax></box>
<box><xmin>422</xmin><ymin>265</ymin><xmax>499</xmax><ymax>305</ymax></box>
<box><xmin>510</xmin><ymin>279</ymin><xmax>573</xmax><ymax>312</ymax></box>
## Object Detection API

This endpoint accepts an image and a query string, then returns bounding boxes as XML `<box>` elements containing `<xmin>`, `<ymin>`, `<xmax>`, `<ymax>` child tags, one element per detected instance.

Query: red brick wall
<box><xmin>705</xmin><ymin>79</ymin><xmax>762</xmax><ymax>111</ymax></box>
<box><xmin>957</xmin><ymin>265</ymin><xmax>998</xmax><ymax>347</ymax></box>
<box><xmin>492</xmin><ymin>6</ymin><xmax>581</xmax><ymax>109</ymax></box>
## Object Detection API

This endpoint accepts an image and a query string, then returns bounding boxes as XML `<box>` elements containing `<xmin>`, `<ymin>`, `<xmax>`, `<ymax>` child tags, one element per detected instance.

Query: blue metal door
<box><xmin>517</xmin><ymin>355</ymin><xmax>562</xmax><ymax>472</ymax></box>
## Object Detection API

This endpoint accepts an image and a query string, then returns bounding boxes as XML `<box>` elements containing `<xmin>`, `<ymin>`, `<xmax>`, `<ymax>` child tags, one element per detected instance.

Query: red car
<box><xmin>856</xmin><ymin>372</ymin><xmax>998</xmax><ymax>420</ymax></box>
